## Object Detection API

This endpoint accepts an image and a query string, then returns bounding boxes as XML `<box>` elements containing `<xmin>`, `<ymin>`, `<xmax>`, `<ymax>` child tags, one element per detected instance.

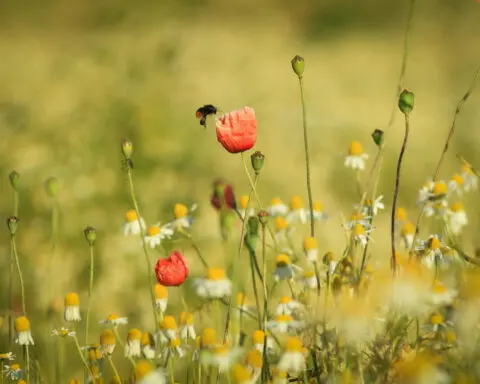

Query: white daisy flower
<box><xmin>251</xmin><ymin>330</ymin><xmax>276</xmax><ymax>354</ymax></box>
<box><xmin>266</xmin><ymin>198</ymin><xmax>289</xmax><ymax>217</ymax></box>
<box><xmin>123</xmin><ymin>209</ymin><xmax>146</xmax><ymax>236</ymax></box>
<box><xmin>345</xmin><ymin>212</ymin><xmax>371</xmax><ymax>230</ymax></box>
<box><xmin>303</xmin><ymin>236</ymin><xmax>318</xmax><ymax>263</ymax></box>
<box><xmin>135</xmin><ymin>360</ymin><xmax>167</xmax><ymax>384</ymax></box>
<box><xmin>51</xmin><ymin>327</ymin><xmax>76</xmax><ymax>338</ymax></box>
<box><xmin>274</xmin><ymin>216</ymin><xmax>291</xmax><ymax>243</ymax></box>
<box><xmin>99</xmin><ymin>314</ymin><xmax>128</xmax><ymax>327</ymax></box>
<box><xmin>238</xmin><ymin>195</ymin><xmax>255</xmax><ymax>219</ymax></box>
<box><xmin>193</xmin><ymin>268</ymin><xmax>232</xmax><ymax>299</ymax></box>
<box><xmin>431</xmin><ymin>280</ymin><xmax>457</xmax><ymax>306</ymax></box>
<box><xmin>179</xmin><ymin>312</ymin><xmax>196</xmax><ymax>341</ymax></box>
<box><xmin>417</xmin><ymin>181</ymin><xmax>449</xmax><ymax>217</ymax></box>
<box><xmin>0</xmin><ymin>352</ymin><xmax>15</xmax><ymax>362</ymax></box>
<box><xmin>286</xmin><ymin>196</ymin><xmax>308</xmax><ymax>224</ymax></box>
<box><xmin>297</xmin><ymin>269</ymin><xmax>320</xmax><ymax>290</ymax></box>
<box><xmin>344</xmin><ymin>141</ymin><xmax>368</xmax><ymax>171</ymax></box>
<box><xmin>236</xmin><ymin>293</ymin><xmax>255</xmax><ymax>315</ymax></box>
<box><xmin>200</xmin><ymin>345</ymin><xmax>243</xmax><ymax>372</ymax></box>
<box><xmin>424</xmin><ymin>313</ymin><xmax>449</xmax><ymax>333</ymax></box>
<box><xmin>144</xmin><ymin>223</ymin><xmax>174</xmax><ymax>248</ymax></box>
<box><xmin>278</xmin><ymin>337</ymin><xmax>306</xmax><ymax>374</ymax></box>
<box><xmin>158</xmin><ymin>316</ymin><xmax>178</xmax><ymax>343</ymax></box>
<box><xmin>162</xmin><ymin>337</ymin><xmax>185</xmax><ymax>359</ymax></box>
<box><xmin>416</xmin><ymin>235</ymin><xmax>452</xmax><ymax>269</ymax></box>
<box><xmin>154</xmin><ymin>284</ymin><xmax>168</xmax><ymax>314</ymax></box>
<box><xmin>3</xmin><ymin>363</ymin><xmax>22</xmax><ymax>380</ymax></box>
<box><xmin>171</xmin><ymin>203</ymin><xmax>196</xmax><ymax>230</ymax></box>
<box><xmin>99</xmin><ymin>329</ymin><xmax>116</xmax><ymax>356</ymax></box>
<box><xmin>274</xmin><ymin>254</ymin><xmax>300</xmax><ymax>282</ymax></box>
<box><xmin>267</xmin><ymin>315</ymin><xmax>304</xmax><ymax>334</ymax></box>
<box><xmin>64</xmin><ymin>292</ymin><xmax>82</xmax><ymax>322</ymax></box>
<box><xmin>460</xmin><ymin>163</ymin><xmax>478</xmax><ymax>191</ymax></box>
<box><xmin>14</xmin><ymin>316</ymin><xmax>34</xmax><ymax>346</ymax></box>
<box><xmin>351</xmin><ymin>223</ymin><xmax>373</xmax><ymax>248</ymax></box>
<box><xmin>400</xmin><ymin>221</ymin><xmax>415</xmax><ymax>249</ymax></box>
<box><xmin>141</xmin><ymin>332</ymin><xmax>156</xmax><ymax>360</ymax></box>
<box><xmin>448</xmin><ymin>173</ymin><xmax>464</xmax><ymax>196</ymax></box>
<box><xmin>125</xmin><ymin>328</ymin><xmax>142</xmax><ymax>358</ymax></box>
<box><xmin>446</xmin><ymin>202</ymin><xmax>468</xmax><ymax>235</ymax></box>
<box><xmin>308</xmin><ymin>201</ymin><xmax>328</xmax><ymax>221</ymax></box>
<box><xmin>275</xmin><ymin>296</ymin><xmax>303</xmax><ymax>316</ymax></box>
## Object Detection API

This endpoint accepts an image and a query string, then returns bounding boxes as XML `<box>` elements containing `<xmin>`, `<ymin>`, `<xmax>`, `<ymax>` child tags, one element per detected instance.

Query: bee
<box><xmin>195</xmin><ymin>104</ymin><xmax>218</xmax><ymax>128</ymax></box>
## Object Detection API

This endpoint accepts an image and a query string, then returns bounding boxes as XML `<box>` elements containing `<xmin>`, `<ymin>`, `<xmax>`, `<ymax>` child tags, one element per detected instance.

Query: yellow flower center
<box><xmin>147</xmin><ymin>225</ymin><xmax>160</xmax><ymax>236</ymax></box>
<box><xmin>125</xmin><ymin>209</ymin><xmax>138</xmax><ymax>222</ymax></box>
<box><xmin>401</xmin><ymin>221</ymin><xmax>415</xmax><ymax>236</ymax></box>
<box><xmin>350</xmin><ymin>212</ymin><xmax>364</xmax><ymax>222</ymax></box>
<box><xmin>280</xmin><ymin>296</ymin><xmax>292</xmax><ymax>304</ymax></box>
<box><xmin>128</xmin><ymin>328</ymin><xmax>142</xmax><ymax>341</ymax></box>
<box><xmin>237</xmin><ymin>292</ymin><xmax>248</xmax><ymax>306</ymax></box>
<box><xmin>304</xmin><ymin>269</ymin><xmax>316</xmax><ymax>278</ymax></box>
<box><xmin>275</xmin><ymin>253</ymin><xmax>291</xmax><ymax>266</ymax></box>
<box><xmin>107</xmin><ymin>314</ymin><xmax>120</xmax><ymax>322</ymax></box>
<box><xmin>169</xmin><ymin>338</ymin><xmax>181</xmax><ymax>348</ymax></box>
<box><xmin>451</xmin><ymin>174</ymin><xmax>464</xmax><ymax>185</ymax></box>
<box><xmin>213</xmin><ymin>346</ymin><xmax>230</xmax><ymax>356</ymax></box>
<box><xmin>207</xmin><ymin>268</ymin><xmax>226</xmax><ymax>281</ymax></box>
<box><xmin>285</xmin><ymin>336</ymin><xmax>303</xmax><ymax>352</ymax></box>
<box><xmin>275</xmin><ymin>216</ymin><xmax>288</xmax><ymax>231</ymax></box>
<box><xmin>201</xmin><ymin>328</ymin><xmax>217</xmax><ymax>347</ymax></box>
<box><xmin>246</xmin><ymin>349</ymin><xmax>263</xmax><ymax>368</ymax></box>
<box><xmin>429</xmin><ymin>237</ymin><xmax>440</xmax><ymax>250</ymax></box>
<box><xmin>433</xmin><ymin>181</ymin><xmax>448</xmax><ymax>196</ymax></box>
<box><xmin>68</xmin><ymin>380</ymin><xmax>80</xmax><ymax>384</ymax></box>
<box><xmin>275</xmin><ymin>314</ymin><xmax>293</xmax><ymax>323</ymax></box>
<box><xmin>461</xmin><ymin>164</ymin><xmax>474</xmax><ymax>175</ymax></box>
<box><xmin>353</xmin><ymin>223</ymin><xmax>365</xmax><ymax>236</ymax></box>
<box><xmin>451</xmin><ymin>202</ymin><xmax>464</xmax><ymax>212</ymax></box>
<box><xmin>232</xmin><ymin>364</ymin><xmax>252</xmax><ymax>381</ymax></box>
<box><xmin>313</xmin><ymin>201</ymin><xmax>323</xmax><ymax>212</ymax></box>
<box><xmin>161</xmin><ymin>316</ymin><xmax>177</xmax><ymax>330</ymax></box>
<box><xmin>271</xmin><ymin>197</ymin><xmax>283</xmax><ymax>206</ymax></box>
<box><xmin>11</xmin><ymin>363</ymin><xmax>20</xmax><ymax>371</ymax></box>
<box><xmin>100</xmin><ymin>329</ymin><xmax>115</xmax><ymax>346</ymax></box>
<box><xmin>141</xmin><ymin>332</ymin><xmax>154</xmax><ymax>346</ymax></box>
<box><xmin>64</xmin><ymin>292</ymin><xmax>80</xmax><ymax>307</ymax></box>
<box><xmin>135</xmin><ymin>360</ymin><xmax>153</xmax><ymax>380</ymax></box>
<box><xmin>323</xmin><ymin>252</ymin><xmax>334</xmax><ymax>263</ymax></box>
<box><xmin>303</xmin><ymin>236</ymin><xmax>317</xmax><ymax>251</ymax></box>
<box><xmin>430</xmin><ymin>313</ymin><xmax>443</xmax><ymax>325</ymax></box>
<box><xmin>348</xmin><ymin>141</ymin><xmax>364</xmax><ymax>156</ymax></box>
<box><xmin>432</xmin><ymin>281</ymin><xmax>447</xmax><ymax>295</ymax></box>
<box><xmin>180</xmin><ymin>311</ymin><xmax>194</xmax><ymax>325</ymax></box>
<box><xmin>239</xmin><ymin>195</ymin><xmax>249</xmax><ymax>209</ymax></box>
<box><xmin>154</xmin><ymin>283</ymin><xmax>168</xmax><ymax>299</ymax></box>
<box><xmin>14</xmin><ymin>316</ymin><xmax>30</xmax><ymax>332</ymax></box>
<box><xmin>290</xmin><ymin>195</ymin><xmax>304</xmax><ymax>210</ymax></box>
<box><xmin>252</xmin><ymin>330</ymin><xmax>265</xmax><ymax>345</ymax></box>
<box><xmin>395</xmin><ymin>207</ymin><xmax>407</xmax><ymax>221</ymax></box>
<box><xmin>174</xmin><ymin>203</ymin><xmax>188</xmax><ymax>218</ymax></box>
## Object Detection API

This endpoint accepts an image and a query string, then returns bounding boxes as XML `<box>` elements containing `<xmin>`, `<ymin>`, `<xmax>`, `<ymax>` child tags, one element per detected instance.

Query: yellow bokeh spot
<box><xmin>174</xmin><ymin>203</ymin><xmax>188</xmax><ymax>219</ymax></box>
<box><xmin>154</xmin><ymin>283</ymin><xmax>168</xmax><ymax>299</ymax></box>
<box><xmin>303</xmin><ymin>236</ymin><xmax>317</xmax><ymax>251</ymax></box>
<box><xmin>353</xmin><ymin>223</ymin><xmax>365</xmax><ymax>236</ymax></box>
<box><xmin>451</xmin><ymin>173</ymin><xmax>464</xmax><ymax>185</ymax></box>
<box><xmin>395</xmin><ymin>207</ymin><xmax>407</xmax><ymax>221</ymax></box>
<box><xmin>232</xmin><ymin>364</ymin><xmax>252</xmax><ymax>381</ymax></box>
<box><xmin>239</xmin><ymin>195</ymin><xmax>249</xmax><ymax>209</ymax></box>
<box><xmin>429</xmin><ymin>313</ymin><xmax>443</xmax><ymax>325</ymax></box>
<box><xmin>252</xmin><ymin>330</ymin><xmax>265</xmax><ymax>345</ymax></box>
<box><xmin>135</xmin><ymin>360</ymin><xmax>153</xmax><ymax>380</ymax></box>
<box><xmin>348</xmin><ymin>141</ymin><xmax>364</xmax><ymax>156</ymax></box>
<box><xmin>201</xmin><ymin>328</ymin><xmax>217</xmax><ymax>347</ymax></box>
<box><xmin>313</xmin><ymin>201</ymin><xmax>323</xmax><ymax>212</ymax></box>
<box><xmin>275</xmin><ymin>216</ymin><xmax>288</xmax><ymax>231</ymax></box>
<box><xmin>275</xmin><ymin>253</ymin><xmax>291</xmax><ymax>266</ymax></box>
<box><xmin>280</xmin><ymin>296</ymin><xmax>292</xmax><ymax>304</ymax></box>
<box><xmin>125</xmin><ymin>209</ymin><xmax>138</xmax><ymax>222</ymax></box>
<box><xmin>451</xmin><ymin>202</ymin><xmax>464</xmax><ymax>212</ymax></box>
<box><xmin>207</xmin><ymin>268</ymin><xmax>226</xmax><ymax>281</ymax></box>
<box><xmin>14</xmin><ymin>316</ymin><xmax>30</xmax><ymax>332</ymax></box>
<box><xmin>290</xmin><ymin>195</ymin><xmax>304</xmax><ymax>210</ymax></box>
<box><xmin>64</xmin><ymin>292</ymin><xmax>80</xmax><ymax>307</ymax></box>
<box><xmin>147</xmin><ymin>225</ymin><xmax>160</xmax><ymax>237</ymax></box>
<box><xmin>401</xmin><ymin>221</ymin><xmax>415</xmax><ymax>236</ymax></box>
<box><xmin>432</xmin><ymin>281</ymin><xmax>447</xmax><ymax>295</ymax></box>
<box><xmin>245</xmin><ymin>349</ymin><xmax>263</xmax><ymax>368</ymax></box>
<box><xmin>432</xmin><ymin>181</ymin><xmax>448</xmax><ymax>196</ymax></box>
<box><xmin>236</xmin><ymin>292</ymin><xmax>248</xmax><ymax>306</ymax></box>
<box><xmin>180</xmin><ymin>311</ymin><xmax>194</xmax><ymax>325</ymax></box>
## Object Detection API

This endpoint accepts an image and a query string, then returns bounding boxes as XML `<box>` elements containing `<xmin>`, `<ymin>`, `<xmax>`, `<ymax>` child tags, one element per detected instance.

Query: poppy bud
<box><xmin>371</xmin><ymin>129</ymin><xmax>384</xmax><ymax>147</ymax></box>
<box><xmin>155</xmin><ymin>251</ymin><xmax>189</xmax><ymax>287</ymax></box>
<box><xmin>121</xmin><ymin>138</ymin><xmax>133</xmax><ymax>160</ymax></box>
<box><xmin>398</xmin><ymin>89</ymin><xmax>414</xmax><ymax>115</ymax></box>
<box><xmin>257</xmin><ymin>210</ymin><xmax>269</xmax><ymax>227</ymax></box>
<box><xmin>210</xmin><ymin>179</ymin><xmax>236</xmax><ymax>211</ymax></box>
<box><xmin>216</xmin><ymin>107</ymin><xmax>257</xmax><ymax>154</ymax></box>
<box><xmin>9</xmin><ymin>171</ymin><xmax>19</xmax><ymax>190</ymax></box>
<box><xmin>84</xmin><ymin>226</ymin><xmax>97</xmax><ymax>246</ymax></box>
<box><xmin>291</xmin><ymin>55</ymin><xmax>305</xmax><ymax>78</ymax></box>
<box><xmin>6</xmin><ymin>216</ymin><xmax>19</xmax><ymax>235</ymax></box>
<box><xmin>45</xmin><ymin>177</ymin><xmax>59</xmax><ymax>198</ymax></box>
<box><xmin>251</xmin><ymin>151</ymin><xmax>265</xmax><ymax>175</ymax></box>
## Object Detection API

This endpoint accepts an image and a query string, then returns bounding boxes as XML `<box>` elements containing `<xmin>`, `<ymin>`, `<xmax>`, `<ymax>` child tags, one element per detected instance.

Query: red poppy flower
<box><xmin>210</xmin><ymin>178</ymin><xmax>237</xmax><ymax>211</ymax></box>
<box><xmin>216</xmin><ymin>106</ymin><xmax>257</xmax><ymax>153</ymax></box>
<box><xmin>154</xmin><ymin>251</ymin><xmax>189</xmax><ymax>286</ymax></box>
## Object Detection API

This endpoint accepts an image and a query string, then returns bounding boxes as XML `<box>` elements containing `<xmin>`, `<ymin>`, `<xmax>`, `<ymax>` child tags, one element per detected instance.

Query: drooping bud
<box><xmin>45</xmin><ymin>177</ymin><xmax>59</xmax><ymax>198</ymax></box>
<box><xmin>84</xmin><ymin>226</ymin><xmax>97</xmax><ymax>246</ymax></box>
<box><xmin>257</xmin><ymin>210</ymin><xmax>269</xmax><ymax>227</ymax></box>
<box><xmin>371</xmin><ymin>129</ymin><xmax>384</xmax><ymax>147</ymax></box>
<box><xmin>291</xmin><ymin>55</ymin><xmax>305</xmax><ymax>78</ymax></box>
<box><xmin>244</xmin><ymin>217</ymin><xmax>259</xmax><ymax>252</ymax></box>
<box><xmin>9</xmin><ymin>171</ymin><xmax>20</xmax><ymax>190</ymax></box>
<box><xmin>121</xmin><ymin>138</ymin><xmax>133</xmax><ymax>160</ymax></box>
<box><xmin>251</xmin><ymin>151</ymin><xmax>265</xmax><ymax>175</ymax></box>
<box><xmin>398</xmin><ymin>89</ymin><xmax>414</xmax><ymax>115</ymax></box>
<box><xmin>7</xmin><ymin>216</ymin><xmax>19</xmax><ymax>235</ymax></box>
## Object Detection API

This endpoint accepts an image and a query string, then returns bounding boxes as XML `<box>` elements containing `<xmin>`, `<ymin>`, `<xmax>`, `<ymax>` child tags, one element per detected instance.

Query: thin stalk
<box><xmin>297</xmin><ymin>76</ymin><xmax>315</xmax><ymax>237</ymax></box>
<box><xmin>248</xmin><ymin>250</ymin><xmax>262</xmax><ymax>330</ymax></box>
<box><xmin>0</xmin><ymin>361</ymin><xmax>3</xmax><ymax>384</ymax></box>
<box><xmin>11</xmin><ymin>235</ymin><xmax>26</xmax><ymax>315</ymax></box>
<box><xmin>126</xmin><ymin>168</ymin><xmax>159</xmax><ymax>334</ymax></box>
<box><xmin>25</xmin><ymin>345</ymin><xmax>30</xmax><ymax>383</ymax></box>
<box><xmin>107</xmin><ymin>355</ymin><xmax>121</xmax><ymax>382</ymax></box>
<box><xmin>178</xmin><ymin>229</ymin><xmax>209</xmax><ymax>268</ymax></box>
<box><xmin>9</xmin><ymin>189</ymin><xmax>19</xmax><ymax>350</ymax></box>
<box><xmin>113</xmin><ymin>328</ymin><xmax>135</xmax><ymax>367</ymax></box>
<box><xmin>391</xmin><ymin>114</ymin><xmax>410</xmax><ymax>273</ymax></box>
<box><xmin>169</xmin><ymin>354</ymin><xmax>175</xmax><ymax>384</ymax></box>
<box><xmin>85</xmin><ymin>244</ymin><xmax>95</xmax><ymax>347</ymax></box>
<box><xmin>73</xmin><ymin>335</ymin><xmax>97</xmax><ymax>384</ymax></box>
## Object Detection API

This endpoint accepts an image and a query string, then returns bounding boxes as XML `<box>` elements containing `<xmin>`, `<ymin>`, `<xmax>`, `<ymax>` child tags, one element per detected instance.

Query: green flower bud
<box><xmin>84</xmin><ymin>226</ymin><xmax>97</xmax><ymax>246</ymax></box>
<box><xmin>247</xmin><ymin>216</ymin><xmax>259</xmax><ymax>235</ymax></box>
<box><xmin>251</xmin><ymin>151</ymin><xmax>265</xmax><ymax>175</ymax></box>
<box><xmin>291</xmin><ymin>55</ymin><xmax>305</xmax><ymax>78</ymax></box>
<box><xmin>6</xmin><ymin>216</ymin><xmax>19</xmax><ymax>235</ymax></box>
<box><xmin>398</xmin><ymin>89</ymin><xmax>414</xmax><ymax>115</ymax></box>
<box><xmin>257</xmin><ymin>210</ymin><xmax>269</xmax><ymax>227</ymax></box>
<box><xmin>45</xmin><ymin>177</ymin><xmax>59</xmax><ymax>198</ymax></box>
<box><xmin>244</xmin><ymin>217</ymin><xmax>259</xmax><ymax>252</ymax></box>
<box><xmin>371</xmin><ymin>129</ymin><xmax>384</xmax><ymax>147</ymax></box>
<box><xmin>121</xmin><ymin>138</ymin><xmax>133</xmax><ymax>160</ymax></box>
<box><xmin>9</xmin><ymin>171</ymin><xmax>20</xmax><ymax>190</ymax></box>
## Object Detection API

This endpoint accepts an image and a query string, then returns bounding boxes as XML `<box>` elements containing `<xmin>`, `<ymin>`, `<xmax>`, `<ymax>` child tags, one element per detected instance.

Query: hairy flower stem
<box><xmin>391</xmin><ymin>114</ymin><xmax>410</xmax><ymax>273</ymax></box>
<box><xmin>297</xmin><ymin>76</ymin><xmax>315</xmax><ymax>237</ymax></box>
<box><xmin>126</xmin><ymin>167</ymin><xmax>159</xmax><ymax>335</ymax></box>
<box><xmin>11</xmin><ymin>235</ymin><xmax>26</xmax><ymax>315</ymax></box>
<box><xmin>248</xmin><ymin>250</ymin><xmax>262</xmax><ymax>330</ymax></box>
<box><xmin>107</xmin><ymin>355</ymin><xmax>121</xmax><ymax>382</ymax></box>
<box><xmin>84</xmin><ymin>244</ymin><xmax>95</xmax><ymax>349</ymax></box>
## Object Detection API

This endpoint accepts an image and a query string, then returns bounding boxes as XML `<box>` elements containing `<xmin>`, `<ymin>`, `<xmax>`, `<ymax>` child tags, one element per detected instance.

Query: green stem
<box><xmin>11</xmin><ymin>235</ymin><xmax>26</xmax><ymax>315</ymax></box>
<box><xmin>178</xmin><ymin>229</ymin><xmax>209</xmax><ymax>268</ymax></box>
<box><xmin>113</xmin><ymin>326</ymin><xmax>135</xmax><ymax>368</ymax></box>
<box><xmin>107</xmin><ymin>355</ymin><xmax>121</xmax><ymax>382</ymax></box>
<box><xmin>85</xmin><ymin>244</ymin><xmax>95</xmax><ymax>346</ymax></box>
<box><xmin>8</xmin><ymin>233</ymin><xmax>14</xmax><ymax>350</ymax></box>
<box><xmin>248</xmin><ymin>250</ymin><xmax>262</xmax><ymax>330</ymax></box>
<box><xmin>0</xmin><ymin>361</ymin><xmax>3</xmax><ymax>384</ymax></box>
<box><xmin>169</xmin><ymin>351</ymin><xmax>175</xmax><ymax>383</ymax></box>
<box><xmin>74</xmin><ymin>336</ymin><xmax>97</xmax><ymax>384</ymax></box>
<box><xmin>126</xmin><ymin>168</ymin><xmax>159</xmax><ymax>335</ymax></box>
<box><xmin>298</xmin><ymin>76</ymin><xmax>315</xmax><ymax>237</ymax></box>
<box><xmin>391</xmin><ymin>113</ymin><xmax>410</xmax><ymax>273</ymax></box>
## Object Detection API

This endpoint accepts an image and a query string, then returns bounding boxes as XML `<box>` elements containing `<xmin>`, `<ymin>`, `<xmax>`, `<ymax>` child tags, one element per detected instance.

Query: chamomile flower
<box><xmin>286</xmin><ymin>195</ymin><xmax>307</xmax><ymax>224</ymax></box>
<box><xmin>352</xmin><ymin>223</ymin><xmax>372</xmax><ymax>247</ymax></box>
<box><xmin>416</xmin><ymin>236</ymin><xmax>451</xmax><ymax>269</ymax></box>
<box><xmin>123</xmin><ymin>209</ymin><xmax>146</xmax><ymax>236</ymax></box>
<box><xmin>448</xmin><ymin>174</ymin><xmax>464</xmax><ymax>196</ymax></box>
<box><xmin>143</xmin><ymin>224</ymin><xmax>174</xmax><ymax>249</ymax></box>
<box><xmin>199</xmin><ymin>328</ymin><xmax>219</xmax><ymax>350</ymax></box>
<box><xmin>64</xmin><ymin>292</ymin><xmax>81</xmax><ymax>322</ymax></box>
<box><xmin>172</xmin><ymin>203</ymin><xmax>196</xmax><ymax>229</ymax></box>
<box><xmin>232</xmin><ymin>364</ymin><xmax>254</xmax><ymax>384</ymax></box>
<box><xmin>344</xmin><ymin>141</ymin><xmax>368</xmax><ymax>171</ymax></box>
<box><xmin>297</xmin><ymin>269</ymin><xmax>319</xmax><ymax>290</ymax></box>
<box><xmin>267</xmin><ymin>315</ymin><xmax>304</xmax><ymax>334</ymax></box>
<box><xmin>303</xmin><ymin>236</ymin><xmax>318</xmax><ymax>263</ymax></box>
<box><xmin>141</xmin><ymin>332</ymin><xmax>156</xmax><ymax>359</ymax></box>
<box><xmin>238</xmin><ymin>195</ymin><xmax>255</xmax><ymax>219</ymax></box>
<box><xmin>346</xmin><ymin>212</ymin><xmax>371</xmax><ymax>230</ymax></box>
<box><xmin>366</xmin><ymin>195</ymin><xmax>385</xmax><ymax>216</ymax></box>
<box><xmin>446</xmin><ymin>202</ymin><xmax>468</xmax><ymax>235</ymax></box>
<box><xmin>194</xmin><ymin>268</ymin><xmax>232</xmax><ymax>299</ymax></box>
<box><xmin>51</xmin><ymin>327</ymin><xmax>76</xmax><ymax>338</ymax></box>
<box><xmin>159</xmin><ymin>316</ymin><xmax>178</xmax><ymax>342</ymax></box>
<box><xmin>425</xmin><ymin>313</ymin><xmax>448</xmax><ymax>333</ymax></box>
<box><xmin>395</xmin><ymin>207</ymin><xmax>408</xmax><ymax>226</ymax></box>
<box><xmin>266</xmin><ymin>198</ymin><xmax>289</xmax><ymax>217</ymax></box>
<box><xmin>135</xmin><ymin>360</ymin><xmax>167</xmax><ymax>384</ymax></box>
<box><xmin>275</xmin><ymin>296</ymin><xmax>303</xmax><ymax>316</ymax></box>
<box><xmin>100</xmin><ymin>329</ymin><xmax>116</xmax><ymax>356</ymax></box>
<box><xmin>14</xmin><ymin>316</ymin><xmax>34</xmax><ymax>346</ymax></box>
<box><xmin>179</xmin><ymin>312</ymin><xmax>196</xmax><ymax>341</ymax></box>
<box><xmin>244</xmin><ymin>349</ymin><xmax>262</xmax><ymax>380</ymax></box>
<box><xmin>162</xmin><ymin>337</ymin><xmax>185</xmax><ymax>359</ymax></box>
<box><xmin>400</xmin><ymin>221</ymin><xmax>415</xmax><ymax>249</ymax></box>
<box><xmin>309</xmin><ymin>201</ymin><xmax>328</xmax><ymax>221</ymax></box>
<box><xmin>431</xmin><ymin>280</ymin><xmax>457</xmax><ymax>306</ymax></box>
<box><xmin>200</xmin><ymin>345</ymin><xmax>243</xmax><ymax>372</ymax></box>
<box><xmin>154</xmin><ymin>284</ymin><xmax>168</xmax><ymax>313</ymax></box>
<box><xmin>125</xmin><ymin>328</ymin><xmax>142</xmax><ymax>358</ymax></box>
<box><xmin>419</xmin><ymin>181</ymin><xmax>449</xmax><ymax>217</ymax></box>
<box><xmin>251</xmin><ymin>330</ymin><xmax>275</xmax><ymax>354</ymax></box>
<box><xmin>236</xmin><ymin>292</ymin><xmax>254</xmax><ymax>314</ymax></box>
<box><xmin>99</xmin><ymin>314</ymin><xmax>128</xmax><ymax>327</ymax></box>
<box><xmin>460</xmin><ymin>163</ymin><xmax>478</xmax><ymax>191</ymax></box>
<box><xmin>83</xmin><ymin>343</ymin><xmax>102</xmax><ymax>364</ymax></box>
<box><xmin>274</xmin><ymin>217</ymin><xmax>290</xmax><ymax>243</ymax></box>
<box><xmin>274</xmin><ymin>254</ymin><xmax>299</xmax><ymax>281</ymax></box>
<box><xmin>0</xmin><ymin>352</ymin><xmax>15</xmax><ymax>362</ymax></box>
<box><xmin>278</xmin><ymin>337</ymin><xmax>306</xmax><ymax>374</ymax></box>
<box><xmin>323</xmin><ymin>252</ymin><xmax>338</xmax><ymax>275</ymax></box>
<box><xmin>3</xmin><ymin>363</ymin><xmax>22</xmax><ymax>380</ymax></box>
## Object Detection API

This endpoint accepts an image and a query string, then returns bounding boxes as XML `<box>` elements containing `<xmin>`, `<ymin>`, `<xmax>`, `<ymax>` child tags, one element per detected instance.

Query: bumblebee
<box><xmin>195</xmin><ymin>104</ymin><xmax>218</xmax><ymax>127</ymax></box>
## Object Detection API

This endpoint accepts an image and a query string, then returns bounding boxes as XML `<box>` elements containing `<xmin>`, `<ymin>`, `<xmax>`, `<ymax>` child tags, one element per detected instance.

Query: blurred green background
<box><xmin>1</xmin><ymin>0</ymin><xmax>479</xmax><ymax>380</ymax></box>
